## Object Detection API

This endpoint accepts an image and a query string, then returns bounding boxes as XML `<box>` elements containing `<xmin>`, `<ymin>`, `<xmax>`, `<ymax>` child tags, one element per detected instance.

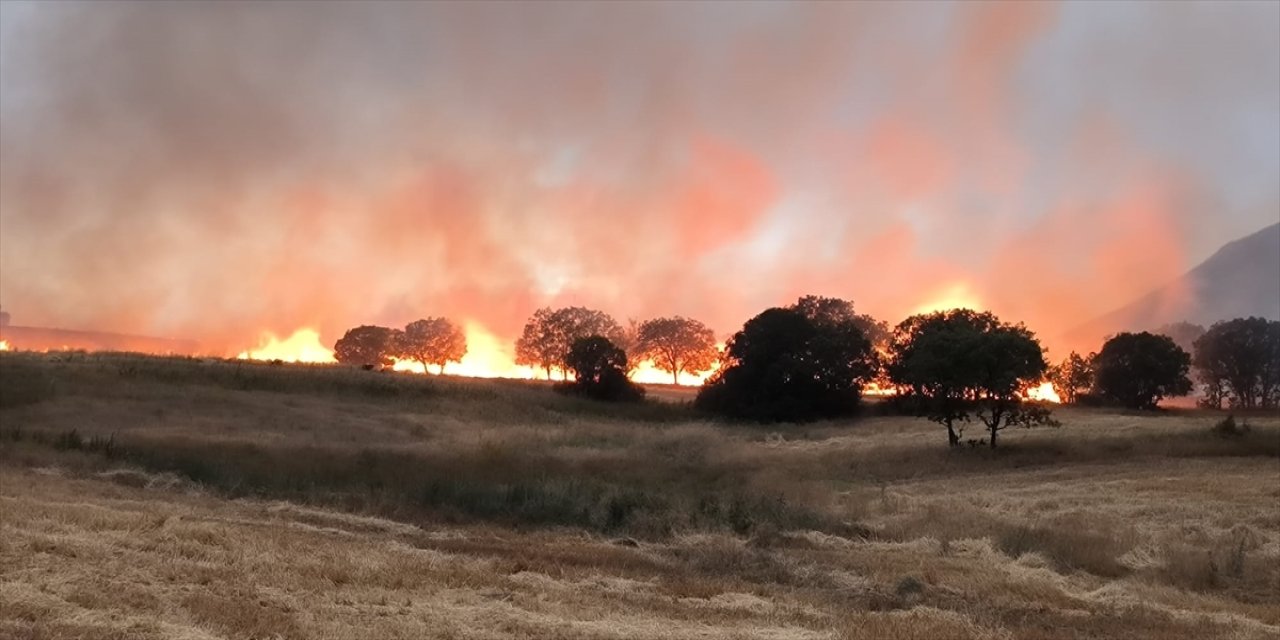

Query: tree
<box><xmin>559</xmin><ymin>336</ymin><xmax>645</xmax><ymax>402</ymax></box>
<box><xmin>886</xmin><ymin>310</ymin><xmax>1052</xmax><ymax>448</ymax></box>
<box><xmin>515</xmin><ymin>306</ymin><xmax>624</xmax><ymax>379</ymax></box>
<box><xmin>1093</xmin><ymin>332</ymin><xmax>1192</xmax><ymax>409</ymax></box>
<box><xmin>398</xmin><ymin>317</ymin><xmax>467</xmax><ymax>374</ymax></box>
<box><xmin>1192</xmin><ymin>317</ymin><xmax>1280</xmax><ymax>409</ymax></box>
<box><xmin>515</xmin><ymin>308</ymin><xmax>559</xmax><ymax>378</ymax></box>
<box><xmin>1047</xmin><ymin>351</ymin><xmax>1094</xmax><ymax>404</ymax></box>
<box><xmin>635</xmin><ymin>316</ymin><xmax>719</xmax><ymax>384</ymax></box>
<box><xmin>334</xmin><ymin>325</ymin><xmax>400</xmax><ymax>368</ymax></box>
<box><xmin>695</xmin><ymin>306</ymin><xmax>876</xmax><ymax>422</ymax></box>
<box><xmin>614</xmin><ymin>318</ymin><xmax>642</xmax><ymax>377</ymax></box>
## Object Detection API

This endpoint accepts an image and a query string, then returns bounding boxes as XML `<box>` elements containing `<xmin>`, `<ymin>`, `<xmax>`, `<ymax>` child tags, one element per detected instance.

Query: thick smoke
<box><xmin>1</xmin><ymin>1</ymin><xmax>1277</xmax><ymax>356</ymax></box>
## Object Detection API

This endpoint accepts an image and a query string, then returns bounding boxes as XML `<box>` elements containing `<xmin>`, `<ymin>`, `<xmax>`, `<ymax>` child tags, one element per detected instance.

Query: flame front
<box><xmin>1025</xmin><ymin>381</ymin><xmax>1062</xmax><ymax>403</ymax></box>
<box><xmin>394</xmin><ymin>322</ymin><xmax>539</xmax><ymax>379</ymax></box>
<box><xmin>237</xmin><ymin>329</ymin><xmax>336</xmax><ymax>363</ymax></box>
<box><xmin>0</xmin><ymin>340</ymin><xmax>10</xmax><ymax>351</ymax></box>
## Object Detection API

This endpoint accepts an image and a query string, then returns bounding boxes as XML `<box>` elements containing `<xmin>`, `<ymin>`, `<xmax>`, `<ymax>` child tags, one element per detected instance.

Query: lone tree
<box><xmin>559</xmin><ymin>336</ymin><xmax>645</xmax><ymax>402</ymax></box>
<box><xmin>1093</xmin><ymin>332</ymin><xmax>1192</xmax><ymax>409</ymax></box>
<box><xmin>635</xmin><ymin>316</ymin><xmax>719</xmax><ymax>384</ymax></box>
<box><xmin>515</xmin><ymin>308</ymin><xmax>560</xmax><ymax>378</ymax></box>
<box><xmin>515</xmin><ymin>306</ymin><xmax>624</xmax><ymax>378</ymax></box>
<box><xmin>1047</xmin><ymin>351</ymin><xmax>1095</xmax><ymax>404</ymax></box>
<box><xmin>887</xmin><ymin>310</ymin><xmax>1052</xmax><ymax>448</ymax></box>
<box><xmin>1192</xmin><ymin>317</ymin><xmax>1280</xmax><ymax>409</ymax></box>
<box><xmin>695</xmin><ymin>304</ymin><xmax>876</xmax><ymax>422</ymax></box>
<box><xmin>334</xmin><ymin>325</ymin><xmax>400</xmax><ymax>368</ymax></box>
<box><xmin>398</xmin><ymin>317</ymin><xmax>467</xmax><ymax>374</ymax></box>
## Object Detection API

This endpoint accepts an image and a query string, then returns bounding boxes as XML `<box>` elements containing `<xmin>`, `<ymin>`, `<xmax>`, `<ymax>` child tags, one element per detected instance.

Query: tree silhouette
<box><xmin>635</xmin><ymin>316</ymin><xmax>718</xmax><ymax>384</ymax></box>
<box><xmin>887</xmin><ymin>310</ymin><xmax>1051</xmax><ymax>448</ymax></box>
<box><xmin>398</xmin><ymin>317</ymin><xmax>467</xmax><ymax>374</ymax></box>
<box><xmin>515</xmin><ymin>308</ymin><xmax>559</xmax><ymax>378</ymax></box>
<box><xmin>1093</xmin><ymin>332</ymin><xmax>1192</xmax><ymax>409</ymax></box>
<box><xmin>334</xmin><ymin>325</ymin><xmax>399</xmax><ymax>368</ymax></box>
<box><xmin>1047</xmin><ymin>351</ymin><xmax>1094</xmax><ymax>404</ymax></box>
<box><xmin>560</xmin><ymin>336</ymin><xmax>644</xmax><ymax>402</ymax></box>
<box><xmin>515</xmin><ymin>306</ymin><xmax>623</xmax><ymax>379</ymax></box>
<box><xmin>1192</xmin><ymin>317</ymin><xmax>1280</xmax><ymax>409</ymax></box>
<box><xmin>695</xmin><ymin>306</ymin><xmax>875</xmax><ymax>422</ymax></box>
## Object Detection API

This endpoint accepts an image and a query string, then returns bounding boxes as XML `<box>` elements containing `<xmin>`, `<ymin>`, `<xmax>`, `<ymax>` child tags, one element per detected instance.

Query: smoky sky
<box><xmin>1</xmin><ymin>0</ymin><xmax>1277</xmax><ymax>354</ymax></box>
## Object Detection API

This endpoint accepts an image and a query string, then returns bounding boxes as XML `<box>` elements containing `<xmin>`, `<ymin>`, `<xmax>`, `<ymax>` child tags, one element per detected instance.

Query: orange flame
<box><xmin>393</xmin><ymin>322</ymin><xmax>539</xmax><ymax>379</ymax></box>
<box><xmin>1025</xmin><ymin>381</ymin><xmax>1061</xmax><ymax>403</ymax></box>
<box><xmin>0</xmin><ymin>340</ymin><xmax>9</xmax><ymax>351</ymax></box>
<box><xmin>236</xmin><ymin>329</ymin><xmax>336</xmax><ymax>363</ymax></box>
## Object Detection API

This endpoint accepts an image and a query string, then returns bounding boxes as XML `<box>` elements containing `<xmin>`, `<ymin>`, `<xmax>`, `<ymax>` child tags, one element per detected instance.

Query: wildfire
<box><xmin>393</xmin><ymin>322</ymin><xmax>539</xmax><ymax>379</ymax></box>
<box><xmin>630</xmin><ymin>360</ymin><xmax>718</xmax><ymax>386</ymax></box>
<box><xmin>1025</xmin><ymin>381</ymin><xmax>1062</xmax><ymax>403</ymax></box>
<box><xmin>237</xmin><ymin>328</ymin><xmax>336</xmax><ymax>363</ymax></box>
<box><xmin>0</xmin><ymin>340</ymin><xmax>9</xmax><ymax>351</ymax></box>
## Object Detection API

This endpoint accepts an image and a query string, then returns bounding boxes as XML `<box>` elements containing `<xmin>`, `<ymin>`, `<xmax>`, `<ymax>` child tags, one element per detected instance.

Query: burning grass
<box><xmin>1</xmin><ymin>351</ymin><xmax>1278</xmax><ymax>639</ymax></box>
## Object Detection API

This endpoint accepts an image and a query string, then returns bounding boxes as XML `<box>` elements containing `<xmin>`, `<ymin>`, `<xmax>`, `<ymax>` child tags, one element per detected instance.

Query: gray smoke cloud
<box><xmin>1</xmin><ymin>1</ymin><xmax>1276</xmax><ymax>355</ymax></box>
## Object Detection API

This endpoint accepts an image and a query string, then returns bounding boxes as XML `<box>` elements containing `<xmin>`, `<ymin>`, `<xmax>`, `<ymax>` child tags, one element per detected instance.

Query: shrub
<box><xmin>696</xmin><ymin>305</ymin><xmax>875</xmax><ymax>422</ymax></box>
<box><xmin>1210</xmin><ymin>414</ymin><xmax>1250</xmax><ymax>438</ymax></box>
<box><xmin>557</xmin><ymin>336</ymin><xmax>645</xmax><ymax>402</ymax></box>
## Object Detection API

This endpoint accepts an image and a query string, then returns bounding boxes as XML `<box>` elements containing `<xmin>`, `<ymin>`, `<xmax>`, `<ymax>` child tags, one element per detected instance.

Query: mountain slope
<box><xmin>1071</xmin><ymin>222</ymin><xmax>1280</xmax><ymax>343</ymax></box>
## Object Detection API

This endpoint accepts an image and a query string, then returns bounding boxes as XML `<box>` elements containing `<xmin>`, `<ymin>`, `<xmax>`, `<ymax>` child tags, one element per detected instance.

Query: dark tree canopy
<box><xmin>398</xmin><ymin>317</ymin><xmax>467</xmax><ymax>374</ymax></box>
<box><xmin>886</xmin><ymin>309</ymin><xmax>1051</xmax><ymax>448</ymax></box>
<box><xmin>515</xmin><ymin>306</ymin><xmax>624</xmax><ymax>378</ymax></box>
<box><xmin>1192</xmin><ymin>317</ymin><xmax>1280</xmax><ymax>409</ymax></box>
<box><xmin>635</xmin><ymin>316</ymin><xmax>719</xmax><ymax>384</ymax></box>
<box><xmin>695</xmin><ymin>304</ymin><xmax>876</xmax><ymax>422</ymax></box>
<box><xmin>559</xmin><ymin>336</ymin><xmax>645</xmax><ymax>402</ymax></box>
<box><xmin>334</xmin><ymin>325</ymin><xmax>400</xmax><ymax>368</ymax></box>
<box><xmin>1047</xmin><ymin>351</ymin><xmax>1094</xmax><ymax>404</ymax></box>
<box><xmin>1093</xmin><ymin>331</ymin><xmax>1192</xmax><ymax>409</ymax></box>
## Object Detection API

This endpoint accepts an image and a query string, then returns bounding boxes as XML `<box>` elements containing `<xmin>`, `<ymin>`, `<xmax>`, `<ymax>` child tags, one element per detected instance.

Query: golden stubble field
<box><xmin>1</xmin><ymin>352</ymin><xmax>1278</xmax><ymax>640</ymax></box>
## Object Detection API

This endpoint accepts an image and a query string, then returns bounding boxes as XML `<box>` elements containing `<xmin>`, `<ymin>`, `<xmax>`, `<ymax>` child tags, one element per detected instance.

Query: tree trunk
<box><xmin>673</xmin><ymin>368</ymin><xmax>679</xmax><ymax>385</ymax></box>
<box><xmin>989</xmin><ymin>427</ymin><xmax>998</xmax><ymax>449</ymax></box>
<box><xmin>946</xmin><ymin>422</ymin><xmax>960</xmax><ymax>447</ymax></box>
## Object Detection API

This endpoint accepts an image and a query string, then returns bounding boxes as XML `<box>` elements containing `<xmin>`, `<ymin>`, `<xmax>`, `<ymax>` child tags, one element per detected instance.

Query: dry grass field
<box><xmin>1</xmin><ymin>352</ymin><xmax>1278</xmax><ymax>639</ymax></box>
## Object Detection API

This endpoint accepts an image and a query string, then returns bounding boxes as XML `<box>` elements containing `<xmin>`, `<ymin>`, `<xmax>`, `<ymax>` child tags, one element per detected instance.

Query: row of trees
<box><xmin>334</xmin><ymin>318</ymin><xmax>466</xmax><ymax>372</ymax></box>
<box><xmin>331</xmin><ymin>303</ymin><xmax>1276</xmax><ymax>448</ymax></box>
<box><xmin>1048</xmin><ymin>317</ymin><xmax>1280</xmax><ymax>410</ymax></box>
<box><xmin>514</xmin><ymin>307</ymin><xmax>720</xmax><ymax>384</ymax></box>
<box><xmin>694</xmin><ymin>300</ymin><xmax>1053</xmax><ymax>448</ymax></box>
<box><xmin>332</xmin><ymin>307</ymin><xmax>724</xmax><ymax>384</ymax></box>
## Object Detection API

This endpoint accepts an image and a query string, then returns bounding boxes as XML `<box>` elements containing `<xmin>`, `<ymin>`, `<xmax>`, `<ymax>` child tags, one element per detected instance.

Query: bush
<box><xmin>1211</xmin><ymin>414</ymin><xmax>1250</xmax><ymax>438</ymax></box>
<box><xmin>557</xmin><ymin>336</ymin><xmax>645</xmax><ymax>402</ymax></box>
<box><xmin>1093</xmin><ymin>332</ymin><xmax>1192</xmax><ymax>409</ymax></box>
<box><xmin>696</xmin><ymin>305</ymin><xmax>875</xmax><ymax>422</ymax></box>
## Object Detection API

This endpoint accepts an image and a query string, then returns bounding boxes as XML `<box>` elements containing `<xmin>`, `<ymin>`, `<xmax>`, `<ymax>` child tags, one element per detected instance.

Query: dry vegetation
<box><xmin>1</xmin><ymin>352</ymin><xmax>1278</xmax><ymax>639</ymax></box>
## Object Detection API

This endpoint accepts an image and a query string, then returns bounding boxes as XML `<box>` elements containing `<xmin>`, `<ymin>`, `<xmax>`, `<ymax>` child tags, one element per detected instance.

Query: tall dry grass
<box><xmin>2</xmin><ymin>351</ymin><xmax>1278</xmax><ymax>639</ymax></box>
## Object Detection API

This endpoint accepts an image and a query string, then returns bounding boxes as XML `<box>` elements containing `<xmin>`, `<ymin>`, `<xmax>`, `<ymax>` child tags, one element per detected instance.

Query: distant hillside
<box><xmin>1071</xmin><ymin>222</ymin><xmax>1280</xmax><ymax>343</ymax></box>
